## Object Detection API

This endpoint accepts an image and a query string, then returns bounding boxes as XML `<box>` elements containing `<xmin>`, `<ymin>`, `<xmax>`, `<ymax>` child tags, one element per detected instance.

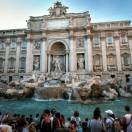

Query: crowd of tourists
<box><xmin>0</xmin><ymin>105</ymin><xmax>132</xmax><ymax>132</ymax></box>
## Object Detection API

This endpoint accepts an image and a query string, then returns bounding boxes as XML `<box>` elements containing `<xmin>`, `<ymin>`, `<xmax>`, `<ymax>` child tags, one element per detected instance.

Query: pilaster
<box><xmin>40</xmin><ymin>32</ymin><xmax>47</xmax><ymax>73</ymax></box>
<box><xmin>69</xmin><ymin>30</ymin><xmax>77</xmax><ymax>72</ymax></box>
<box><xmin>85</xmin><ymin>30</ymin><xmax>93</xmax><ymax>73</ymax></box>
<box><xmin>4</xmin><ymin>38</ymin><xmax>10</xmax><ymax>73</ymax></box>
<box><xmin>128</xmin><ymin>32</ymin><xmax>132</xmax><ymax>65</ymax></box>
<box><xmin>114</xmin><ymin>35</ymin><xmax>122</xmax><ymax>71</ymax></box>
<box><xmin>26</xmin><ymin>34</ymin><xmax>33</xmax><ymax>73</ymax></box>
<box><xmin>101</xmin><ymin>36</ymin><xmax>107</xmax><ymax>71</ymax></box>
<box><xmin>15</xmin><ymin>38</ymin><xmax>21</xmax><ymax>73</ymax></box>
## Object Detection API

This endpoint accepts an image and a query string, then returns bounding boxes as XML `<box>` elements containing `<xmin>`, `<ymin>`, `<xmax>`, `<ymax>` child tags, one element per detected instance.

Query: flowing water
<box><xmin>0</xmin><ymin>98</ymin><xmax>132</xmax><ymax>119</ymax></box>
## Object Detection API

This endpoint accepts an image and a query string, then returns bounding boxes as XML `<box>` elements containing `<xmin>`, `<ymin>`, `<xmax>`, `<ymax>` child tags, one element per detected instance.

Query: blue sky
<box><xmin>0</xmin><ymin>0</ymin><xmax>132</xmax><ymax>30</ymax></box>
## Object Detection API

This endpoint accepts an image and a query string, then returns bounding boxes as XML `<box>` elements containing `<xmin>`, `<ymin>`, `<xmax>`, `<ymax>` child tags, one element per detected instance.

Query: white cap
<box><xmin>105</xmin><ymin>110</ymin><xmax>113</xmax><ymax>115</ymax></box>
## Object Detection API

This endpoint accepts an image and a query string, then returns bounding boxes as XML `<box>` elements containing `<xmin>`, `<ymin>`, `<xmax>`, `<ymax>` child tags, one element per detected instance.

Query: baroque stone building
<box><xmin>0</xmin><ymin>1</ymin><xmax>132</xmax><ymax>82</ymax></box>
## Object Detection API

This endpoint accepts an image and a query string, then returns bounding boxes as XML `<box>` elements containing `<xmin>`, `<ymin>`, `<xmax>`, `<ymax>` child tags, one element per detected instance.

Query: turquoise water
<box><xmin>0</xmin><ymin>98</ymin><xmax>132</xmax><ymax>119</ymax></box>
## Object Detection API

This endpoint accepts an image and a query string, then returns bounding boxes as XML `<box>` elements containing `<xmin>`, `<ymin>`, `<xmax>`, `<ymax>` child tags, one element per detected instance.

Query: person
<box><xmin>71</xmin><ymin>111</ymin><xmax>81</xmax><ymax>128</ymax></box>
<box><xmin>0</xmin><ymin>112</ymin><xmax>2</xmax><ymax>123</ymax></box>
<box><xmin>114</xmin><ymin>118</ymin><xmax>122</xmax><ymax>132</ymax></box>
<box><xmin>65</xmin><ymin>117</ymin><xmax>71</xmax><ymax>128</ymax></box>
<box><xmin>27</xmin><ymin>122</ymin><xmax>37</xmax><ymax>132</ymax></box>
<box><xmin>16</xmin><ymin>115</ymin><xmax>28</xmax><ymax>132</ymax></box>
<box><xmin>40</xmin><ymin>109</ymin><xmax>51</xmax><ymax>132</ymax></box>
<box><xmin>121</xmin><ymin>105</ymin><xmax>132</xmax><ymax>132</ymax></box>
<box><xmin>88</xmin><ymin>107</ymin><xmax>106</xmax><ymax>132</ymax></box>
<box><xmin>127</xmin><ymin>115</ymin><xmax>132</xmax><ymax>132</ymax></box>
<box><xmin>68</xmin><ymin>120</ymin><xmax>77</xmax><ymax>132</ymax></box>
<box><xmin>0</xmin><ymin>124</ymin><xmax>12</xmax><ymax>132</ymax></box>
<box><xmin>53</xmin><ymin>112</ymin><xmax>63</xmax><ymax>131</ymax></box>
<box><xmin>105</xmin><ymin>109</ymin><xmax>115</xmax><ymax>132</ymax></box>
<box><xmin>50</xmin><ymin>108</ymin><xmax>56</xmax><ymax>132</ymax></box>
<box><xmin>33</xmin><ymin>113</ymin><xmax>40</xmax><ymax>131</ymax></box>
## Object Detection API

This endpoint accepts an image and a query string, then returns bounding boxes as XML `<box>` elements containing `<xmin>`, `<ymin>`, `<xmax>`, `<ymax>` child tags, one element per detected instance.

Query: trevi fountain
<box><xmin>0</xmin><ymin>70</ymin><xmax>132</xmax><ymax>118</ymax></box>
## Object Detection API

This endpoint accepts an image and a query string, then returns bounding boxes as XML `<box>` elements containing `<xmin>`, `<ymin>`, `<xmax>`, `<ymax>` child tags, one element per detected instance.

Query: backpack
<box><xmin>127</xmin><ymin>116</ymin><xmax>132</xmax><ymax>132</ymax></box>
<box><xmin>105</xmin><ymin>118</ymin><xmax>115</xmax><ymax>132</ymax></box>
<box><xmin>110</xmin><ymin>118</ymin><xmax>115</xmax><ymax>132</ymax></box>
<box><xmin>122</xmin><ymin>115</ymin><xmax>132</xmax><ymax>132</ymax></box>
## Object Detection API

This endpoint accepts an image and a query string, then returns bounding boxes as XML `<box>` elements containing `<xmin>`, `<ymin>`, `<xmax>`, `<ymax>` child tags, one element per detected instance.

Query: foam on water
<box><xmin>32</xmin><ymin>97</ymin><xmax>65</xmax><ymax>102</ymax></box>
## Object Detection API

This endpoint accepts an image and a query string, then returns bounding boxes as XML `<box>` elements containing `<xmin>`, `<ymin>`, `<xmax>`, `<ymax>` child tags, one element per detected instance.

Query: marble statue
<box><xmin>48</xmin><ymin>1</ymin><xmax>68</xmax><ymax>17</ymax></box>
<box><xmin>54</xmin><ymin>56</ymin><xmax>62</xmax><ymax>72</ymax></box>
<box><xmin>33</xmin><ymin>56</ymin><xmax>40</xmax><ymax>71</ymax></box>
<box><xmin>77</xmin><ymin>55</ymin><xmax>85</xmax><ymax>69</ymax></box>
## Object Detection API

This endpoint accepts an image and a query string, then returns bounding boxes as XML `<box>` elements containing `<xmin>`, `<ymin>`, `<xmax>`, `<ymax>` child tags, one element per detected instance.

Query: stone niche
<box><xmin>33</xmin><ymin>55</ymin><xmax>40</xmax><ymax>71</ymax></box>
<box><xmin>77</xmin><ymin>53</ymin><xmax>85</xmax><ymax>71</ymax></box>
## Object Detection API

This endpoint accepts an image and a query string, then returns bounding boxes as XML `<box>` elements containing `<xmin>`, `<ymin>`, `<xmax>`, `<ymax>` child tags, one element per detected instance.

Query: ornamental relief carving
<box><xmin>76</xmin><ymin>38</ymin><xmax>84</xmax><ymax>48</ymax></box>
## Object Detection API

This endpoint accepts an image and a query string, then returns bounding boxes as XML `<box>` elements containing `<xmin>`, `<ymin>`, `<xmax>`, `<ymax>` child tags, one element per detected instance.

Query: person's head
<box><xmin>69</xmin><ymin>120</ymin><xmax>77</xmax><ymax>132</ymax></box>
<box><xmin>73</xmin><ymin>111</ymin><xmax>79</xmax><ymax>117</ymax></box>
<box><xmin>85</xmin><ymin>118</ymin><xmax>88</xmax><ymax>121</ymax></box>
<box><xmin>93</xmin><ymin>107</ymin><xmax>101</xmax><ymax>119</ymax></box>
<box><xmin>67</xmin><ymin>117</ymin><xmax>71</xmax><ymax>122</ymax></box>
<box><xmin>43</xmin><ymin>109</ymin><xmax>50</xmax><ymax>117</ymax></box>
<box><xmin>82</xmin><ymin>121</ymin><xmax>88</xmax><ymax>131</ymax></box>
<box><xmin>105</xmin><ymin>109</ymin><xmax>115</xmax><ymax>119</ymax></box>
<box><xmin>36</xmin><ymin>113</ymin><xmax>39</xmax><ymax>118</ymax></box>
<box><xmin>51</xmin><ymin>108</ymin><xmax>56</xmax><ymax>116</ymax></box>
<box><xmin>30</xmin><ymin>114</ymin><xmax>33</xmax><ymax>118</ymax></box>
<box><xmin>61</xmin><ymin>114</ymin><xmax>65</xmax><ymax>119</ymax></box>
<box><xmin>21</xmin><ymin>115</ymin><xmax>25</xmax><ymax>119</ymax></box>
<box><xmin>55</xmin><ymin>112</ymin><xmax>61</xmax><ymax>119</ymax></box>
<box><xmin>125</xmin><ymin>105</ymin><xmax>130</xmax><ymax>113</ymax></box>
<box><xmin>13</xmin><ymin>113</ymin><xmax>17</xmax><ymax>118</ymax></box>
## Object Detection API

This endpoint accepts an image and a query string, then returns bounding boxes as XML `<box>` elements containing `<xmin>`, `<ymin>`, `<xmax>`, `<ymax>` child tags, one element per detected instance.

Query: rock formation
<box><xmin>0</xmin><ymin>73</ymin><xmax>132</xmax><ymax>103</ymax></box>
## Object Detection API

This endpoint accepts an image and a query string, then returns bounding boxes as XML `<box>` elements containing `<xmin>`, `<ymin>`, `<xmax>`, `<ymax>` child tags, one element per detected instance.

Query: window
<box><xmin>107</xmin><ymin>54</ymin><xmax>116</xmax><ymax>65</ymax></box>
<box><xmin>107</xmin><ymin>36</ymin><xmax>113</xmax><ymax>44</ymax></box>
<box><xmin>121</xmin><ymin>53</ymin><xmax>130</xmax><ymax>65</ymax></box>
<box><xmin>21</xmin><ymin>41</ymin><xmax>27</xmax><ymax>49</ymax></box>
<box><xmin>121</xmin><ymin>34</ymin><xmax>128</xmax><ymax>44</ymax></box>
<box><xmin>93</xmin><ymin>55</ymin><xmax>102</xmax><ymax>65</ymax></box>
<box><xmin>0</xmin><ymin>58</ymin><xmax>4</xmax><ymax>69</ymax></box>
<box><xmin>0</xmin><ymin>41</ymin><xmax>5</xmax><ymax>49</ymax></box>
<box><xmin>20</xmin><ymin>57</ymin><xmax>26</xmax><ymax>69</ymax></box>
<box><xmin>8</xmin><ymin>58</ymin><xmax>16</xmax><ymax>69</ymax></box>
<box><xmin>93</xmin><ymin>37</ymin><xmax>100</xmax><ymax>45</ymax></box>
<box><xmin>10</xmin><ymin>42</ymin><xmax>16</xmax><ymax>49</ymax></box>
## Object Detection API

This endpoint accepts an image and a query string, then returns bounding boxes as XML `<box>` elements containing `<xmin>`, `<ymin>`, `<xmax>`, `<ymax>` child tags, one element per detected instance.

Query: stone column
<box><xmin>88</xmin><ymin>35</ymin><xmax>93</xmax><ymax>72</ymax></box>
<box><xmin>128</xmin><ymin>32</ymin><xmax>132</xmax><ymax>65</ymax></box>
<box><xmin>15</xmin><ymin>38</ymin><xmax>21</xmax><ymax>73</ymax></box>
<box><xmin>4</xmin><ymin>38</ymin><xmax>10</xmax><ymax>73</ymax></box>
<box><xmin>66</xmin><ymin>51</ymin><xmax>69</xmax><ymax>72</ymax></box>
<box><xmin>85</xmin><ymin>34</ymin><xmax>93</xmax><ymax>73</ymax></box>
<box><xmin>84</xmin><ymin>36</ymin><xmax>88</xmax><ymax>72</ymax></box>
<box><xmin>101</xmin><ymin>35</ymin><xmax>107</xmax><ymax>71</ymax></box>
<box><xmin>69</xmin><ymin>31</ymin><xmax>77</xmax><ymax>72</ymax></box>
<box><xmin>26</xmin><ymin>34</ymin><xmax>33</xmax><ymax>73</ymax></box>
<box><xmin>40</xmin><ymin>33</ymin><xmax>47</xmax><ymax>73</ymax></box>
<box><xmin>114</xmin><ymin>35</ymin><xmax>122</xmax><ymax>71</ymax></box>
<box><xmin>48</xmin><ymin>54</ymin><xmax>51</xmax><ymax>73</ymax></box>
